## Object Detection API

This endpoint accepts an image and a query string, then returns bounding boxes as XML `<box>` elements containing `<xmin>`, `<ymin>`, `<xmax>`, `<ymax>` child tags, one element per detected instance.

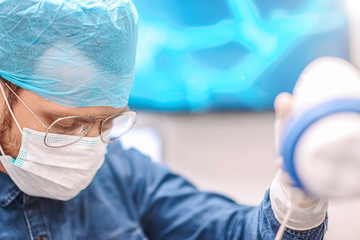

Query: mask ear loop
<box><xmin>0</xmin><ymin>82</ymin><xmax>23</xmax><ymax>135</ymax></box>
<box><xmin>0</xmin><ymin>144</ymin><xmax>6</xmax><ymax>157</ymax></box>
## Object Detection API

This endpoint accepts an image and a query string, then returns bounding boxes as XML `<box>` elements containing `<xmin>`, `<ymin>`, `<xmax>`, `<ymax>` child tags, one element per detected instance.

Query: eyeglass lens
<box><xmin>101</xmin><ymin>111</ymin><xmax>137</xmax><ymax>142</ymax></box>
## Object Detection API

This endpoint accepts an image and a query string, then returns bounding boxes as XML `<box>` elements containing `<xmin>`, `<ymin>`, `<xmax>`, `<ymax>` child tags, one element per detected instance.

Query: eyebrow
<box><xmin>45</xmin><ymin>112</ymin><xmax>119</xmax><ymax>122</ymax></box>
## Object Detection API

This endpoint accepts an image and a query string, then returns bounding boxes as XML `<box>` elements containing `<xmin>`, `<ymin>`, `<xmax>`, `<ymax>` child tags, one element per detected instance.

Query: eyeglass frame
<box><xmin>0</xmin><ymin>76</ymin><xmax>137</xmax><ymax>148</ymax></box>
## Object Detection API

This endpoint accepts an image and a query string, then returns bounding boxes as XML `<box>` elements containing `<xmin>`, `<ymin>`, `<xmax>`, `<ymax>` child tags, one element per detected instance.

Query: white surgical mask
<box><xmin>0</xmin><ymin>128</ymin><xmax>108</xmax><ymax>201</ymax></box>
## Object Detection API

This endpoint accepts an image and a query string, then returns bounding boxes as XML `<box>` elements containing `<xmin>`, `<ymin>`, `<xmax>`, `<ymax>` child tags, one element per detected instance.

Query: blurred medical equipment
<box><xmin>0</xmin><ymin>0</ymin><xmax>138</xmax><ymax>108</ymax></box>
<box><xmin>281</xmin><ymin>57</ymin><xmax>360</xmax><ymax>199</ymax></box>
<box><xmin>275</xmin><ymin>57</ymin><xmax>360</xmax><ymax>239</ymax></box>
<box><xmin>130</xmin><ymin>0</ymin><xmax>348</xmax><ymax>111</ymax></box>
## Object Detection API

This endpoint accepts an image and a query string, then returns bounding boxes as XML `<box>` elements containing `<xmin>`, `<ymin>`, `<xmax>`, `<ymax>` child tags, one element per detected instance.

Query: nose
<box><xmin>84</xmin><ymin>120</ymin><xmax>102</xmax><ymax>137</ymax></box>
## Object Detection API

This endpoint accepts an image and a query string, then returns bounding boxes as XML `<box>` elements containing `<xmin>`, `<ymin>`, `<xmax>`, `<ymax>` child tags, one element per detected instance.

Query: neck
<box><xmin>0</xmin><ymin>162</ymin><xmax>7</xmax><ymax>174</ymax></box>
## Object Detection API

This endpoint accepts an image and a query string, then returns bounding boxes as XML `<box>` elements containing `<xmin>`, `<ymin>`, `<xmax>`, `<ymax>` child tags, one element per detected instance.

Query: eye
<box><xmin>55</xmin><ymin>120</ymin><xmax>82</xmax><ymax>130</ymax></box>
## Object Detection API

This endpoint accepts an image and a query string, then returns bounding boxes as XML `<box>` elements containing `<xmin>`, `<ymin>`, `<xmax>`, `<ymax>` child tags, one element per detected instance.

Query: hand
<box><xmin>270</xmin><ymin>92</ymin><xmax>328</xmax><ymax>231</ymax></box>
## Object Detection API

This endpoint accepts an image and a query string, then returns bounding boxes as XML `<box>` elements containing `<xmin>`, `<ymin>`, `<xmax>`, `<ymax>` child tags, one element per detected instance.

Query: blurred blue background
<box><xmin>129</xmin><ymin>0</ymin><xmax>349</xmax><ymax>112</ymax></box>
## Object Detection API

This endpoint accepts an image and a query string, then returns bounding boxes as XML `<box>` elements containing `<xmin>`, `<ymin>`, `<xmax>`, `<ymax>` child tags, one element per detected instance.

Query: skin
<box><xmin>0</xmin><ymin>83</ymin><xmax>127</xmax><ymax>174</ymax></box>
<box><xmin>274</xmin><ymin>92</ymin><xmax>293</xmax><ymax>169</ymax></box>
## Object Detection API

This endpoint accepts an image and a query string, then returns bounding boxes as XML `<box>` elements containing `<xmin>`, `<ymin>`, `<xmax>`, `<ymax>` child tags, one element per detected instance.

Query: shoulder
<box><xmin>106</xmin><ymin>141</ymin><xmax>153</xmax><ymax>165</ymax></box>
<box><xmin>102</xmin><ymin>141</ymin><xmax>171</xmax><ymax>190</ymax></box>
<box><xmin>82</xmin><ymin>141</ymin><xmax>153</xmax><ymax>200</ymax></box>
<box><xmin>97</xmin><ymin>141</ymin><xmax>159</xmax><ymax>185</ymax></box>
<box><xmin>105</xmin><ymin>141</ymin><xmax>155</xmax><ymax>171</ymax></box>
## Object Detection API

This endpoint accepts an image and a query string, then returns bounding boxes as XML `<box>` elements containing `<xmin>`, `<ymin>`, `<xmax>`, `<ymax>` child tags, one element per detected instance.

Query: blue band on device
<box><xmin>280</xmin><ymin>98</ymin><xmax>360</xmax><ymax>190</ymax></box>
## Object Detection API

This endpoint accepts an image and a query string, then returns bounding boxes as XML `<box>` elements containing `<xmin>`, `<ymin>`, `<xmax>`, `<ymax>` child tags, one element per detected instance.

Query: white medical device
<box><xmin>280</xmin><ymin>57</ymin><xmax>360</xmax><ymax>199</ymax></box>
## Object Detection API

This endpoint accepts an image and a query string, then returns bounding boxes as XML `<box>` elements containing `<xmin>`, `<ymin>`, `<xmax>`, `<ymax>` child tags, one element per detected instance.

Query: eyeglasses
<box><xmin>0</xmin><ymin>76</ymin><xmax>137</xmax><ymax>148</ymax></box>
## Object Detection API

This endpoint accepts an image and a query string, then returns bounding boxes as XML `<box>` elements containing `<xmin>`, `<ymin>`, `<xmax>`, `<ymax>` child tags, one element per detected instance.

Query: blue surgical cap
<box><xmin>0</xmin><ymin>0</ymin><xmax>138</xmax><ymax>108</ymax></box>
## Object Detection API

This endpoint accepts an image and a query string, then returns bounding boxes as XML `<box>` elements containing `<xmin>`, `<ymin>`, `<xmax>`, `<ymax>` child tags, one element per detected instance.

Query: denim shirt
<box><xmin>0</xmin><ymin>142</ymin><xmax>327</xmax><ymax>240</ymax></box>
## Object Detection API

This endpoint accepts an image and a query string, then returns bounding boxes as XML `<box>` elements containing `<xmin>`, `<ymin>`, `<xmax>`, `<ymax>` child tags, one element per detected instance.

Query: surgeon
<box><xmin>0</xmin><ymin>1</ymin><xmax>327</xmax><ymax>239</ymax></box>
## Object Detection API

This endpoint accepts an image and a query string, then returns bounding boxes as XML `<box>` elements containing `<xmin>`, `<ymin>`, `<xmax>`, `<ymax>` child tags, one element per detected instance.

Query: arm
<box><xmin>124</xmin><ymin>148</ymin><xmax>327</xmax><ymax>240</ymax></box>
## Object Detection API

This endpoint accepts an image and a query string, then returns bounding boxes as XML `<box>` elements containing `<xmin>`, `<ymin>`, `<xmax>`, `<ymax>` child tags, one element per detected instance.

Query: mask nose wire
<box><xmin>0</xmin><ymin>83</ymin><xmax>23</xmax><ymax>135</ymax></box>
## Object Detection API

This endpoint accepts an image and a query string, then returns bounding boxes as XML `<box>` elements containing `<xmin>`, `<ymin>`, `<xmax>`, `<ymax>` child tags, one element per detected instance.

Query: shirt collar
<box><xmin>0</xmin><ymin>171</ymin><xmax>21</xmax><ymax>207</ymax></box>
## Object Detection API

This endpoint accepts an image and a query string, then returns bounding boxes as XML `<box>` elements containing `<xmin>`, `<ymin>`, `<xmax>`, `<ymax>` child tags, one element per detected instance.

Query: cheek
<box><xmin>85</xmin><ymin>122</ymin><xmax>101</xmax><ymax>137</ymax></box>
<box><xmin>8</xmin><ymin>126</ymin><xmax>23</xmax><ymax>159</ymax></box>
<box><xmin>0</xmin><ymin>115</ymin><xmax>23</xmax><ymax>159</ymax></box>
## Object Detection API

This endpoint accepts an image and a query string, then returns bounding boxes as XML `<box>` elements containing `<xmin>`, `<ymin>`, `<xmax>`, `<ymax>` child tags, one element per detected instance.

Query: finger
<box><xmin>274</xmin><ymin>92</ymin><xmax>293</xmax><ymax>118</ymax></box>
<box><xmin>274</xmin><ymin>92</ymin><xmax>293</xmax><ymax>154</ymax></box>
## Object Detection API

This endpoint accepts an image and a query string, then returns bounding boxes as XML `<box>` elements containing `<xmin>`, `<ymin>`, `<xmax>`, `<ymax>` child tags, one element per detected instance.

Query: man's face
<box><xmin>0</xmin><ymin>85</ymin><xmax>126</xmax><ymax>174</ymax></box>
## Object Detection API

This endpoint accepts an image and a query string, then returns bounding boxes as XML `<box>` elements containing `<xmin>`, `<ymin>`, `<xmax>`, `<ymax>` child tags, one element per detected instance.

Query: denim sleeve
<box><xmin>124</xmin><ymin>148</ymin><xmax>327</xmax><ymax>240</ymax></box>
